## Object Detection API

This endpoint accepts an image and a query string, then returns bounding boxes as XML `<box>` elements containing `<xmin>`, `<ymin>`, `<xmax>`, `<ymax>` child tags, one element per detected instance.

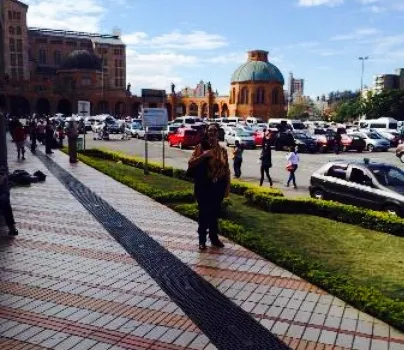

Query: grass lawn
<box><xmin>79</xmin><ymin>154</ymin><xmax>404</xmax><ymax>304</ymax></box>
<box><xmin>227</xmin><ymin>197</ymin><xmax>404</xmax><ymax>301</ymax></box>
<box><xmin>83</xmin><ymin>157</ymin><xmax>193</xmax><ymax>192</ymax></box>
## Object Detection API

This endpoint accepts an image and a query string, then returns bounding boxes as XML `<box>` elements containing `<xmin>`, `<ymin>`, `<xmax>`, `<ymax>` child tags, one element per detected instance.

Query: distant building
<box><xmin>372</xmin><ymin>68</ymin><xmax>404</xmax><ymax>94</ymax></box>
<box><xmin>288</xmin><ymin>72</ymin><xmax>304</xmax><ymax>102</ymax></box>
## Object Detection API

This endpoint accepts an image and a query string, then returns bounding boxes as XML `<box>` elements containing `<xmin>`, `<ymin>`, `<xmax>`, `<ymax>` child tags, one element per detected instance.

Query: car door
<box><xmin>322</xmin><ymin>165</ymin><xmax>350</xmax><ymax>202</ymax></box>
<box><xmin>344</xmin><ymin>166</ymin><xmax>378</xmax><ymax>209</ymax></box>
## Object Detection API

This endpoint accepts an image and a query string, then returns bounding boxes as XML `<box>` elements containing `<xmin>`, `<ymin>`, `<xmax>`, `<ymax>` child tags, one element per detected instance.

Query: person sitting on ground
<box><xmin>0</xmin><ymin>170</ymin><xmax>18</xmax><ymax>236</ymax></box>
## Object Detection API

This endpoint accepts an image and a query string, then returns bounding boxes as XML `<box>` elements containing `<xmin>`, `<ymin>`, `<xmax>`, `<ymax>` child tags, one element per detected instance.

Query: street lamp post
<box><xmin>359</xmin><ymin>56</ymin><xmax>369</xmax><ymax>94</ymax></box>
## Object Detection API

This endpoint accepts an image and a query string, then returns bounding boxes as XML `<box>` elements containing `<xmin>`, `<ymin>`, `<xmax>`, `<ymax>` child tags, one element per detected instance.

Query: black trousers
<box><xmin>0</xmin><ymin>194</ymin><xmax>15</xmax><ymax>229</ymax></box>
<box><xmin>30</xmin><ymin>134</ymin><xmax>37</xmax><ymax>152</ymax></box>
<box><xmin>260</xmin><ymin>164</ymin><xmax>273</xmax><ymax>186</ymax></box>
<box><xmin>45</xmin><ymin>137</ymin><xmax>52</xmax><ymax>154</ymax></box>
<box><xmin>195</xmin><ymin>180</ymin><xmax>226</xmax><ymax>245</ymax></box>
<box><xmin>233</xmin><ymin>158</ymin><xmax>242</xmax><ymax>178</ymax></box>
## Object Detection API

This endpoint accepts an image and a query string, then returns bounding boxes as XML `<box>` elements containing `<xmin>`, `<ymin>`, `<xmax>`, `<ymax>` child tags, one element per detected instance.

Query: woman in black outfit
<box><xmin>259</xmin><ymin>129</ymin><xmax>273</xmax><ymax>187</ymax></box>
<box><xmin>188</xmin><ymin>124</ymin><xmax>230</xmax><ymax>250</ymax></box>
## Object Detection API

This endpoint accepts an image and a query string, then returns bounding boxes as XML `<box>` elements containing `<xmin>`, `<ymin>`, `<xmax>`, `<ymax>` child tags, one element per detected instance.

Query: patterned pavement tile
<box><xmin>1</xmin><ymin>145</ymin><xmax>404</xmax><ymax>350</ymax></box>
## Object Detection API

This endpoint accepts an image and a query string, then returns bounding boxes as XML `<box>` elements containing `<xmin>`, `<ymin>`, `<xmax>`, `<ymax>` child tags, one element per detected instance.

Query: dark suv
<box><xmin>275</xmin><ymin>131</ymin><xmax>317</xmax><ymax>153</ymax></box>
<box><xmin>309</xmin><ymin>160</ymin><xmax>404</xmax><ymax>216</ymax></box>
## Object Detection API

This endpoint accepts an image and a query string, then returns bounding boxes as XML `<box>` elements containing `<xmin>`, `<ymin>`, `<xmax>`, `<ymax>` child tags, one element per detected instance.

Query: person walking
<box><xmin>29</xmin><ymin>119</ymin><xmax>37</xmax><ymax>153</ymax></box>
<box><xmin>66</xmin><ymin>119</ymin><xmax>78</xmax><ymax>163</ymax></box>
<box><xmin>232</xmin><ymin>140</ymin><xmax>243</xmax><ymax>178</ymax></box>
<box><xmin>188</xmin><ymin>123</ymin><xmax>230</xmax><ymax>250</ymax></box>
<box><xmin>0</xmin><ymin>170</ymin><xmax>18</xmax><ymax>236</ymax></box>
<box><xmin>45</xmin><ymin>119</ymin><xmax>54</xmax><ymax>155</ymax></box>
<box><xmin>259</xmin><ymin>129</ymin><xmax>273</xmax><ymax>187</ymax></box>
<box><xmin>334</xmin><ymin>130</ymin><xmax>342</xmax><ymax>154</ymax></box>
<box><xmin>13</xmin><ymin>121</ymin><xmax>26</xmax><ymax>160</ymax></box>
<box><xmin>286</xmin><ymin>146</ymin><xmax>300</xmax><ymax>189</ymax></box>
<box><xmin>36</xmin><ymin>120</ymin><xmax>46</xmax><ymax>145</ymax></box>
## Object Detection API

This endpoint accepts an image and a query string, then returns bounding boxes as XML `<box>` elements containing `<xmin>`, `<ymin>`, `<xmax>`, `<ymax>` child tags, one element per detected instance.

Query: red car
<box><xmin>168</xmin><ymin>127</ymin><xmax>200</xmax><ymax>149</ymax></box>
<box><xmin>253</xmin><ymin>128</ymin><xmax>277</xmax><ymax>147</ymax></box>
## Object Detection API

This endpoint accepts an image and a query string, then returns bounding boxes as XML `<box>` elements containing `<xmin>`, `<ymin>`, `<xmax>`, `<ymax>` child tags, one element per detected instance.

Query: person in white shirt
<box><xmin>286</xmin><ymin>146</ymin><xmax>300</xmax><ymax>188</ymax></box>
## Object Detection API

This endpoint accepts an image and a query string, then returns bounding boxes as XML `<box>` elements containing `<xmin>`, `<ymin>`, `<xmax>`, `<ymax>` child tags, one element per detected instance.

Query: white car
<box><xmin>225</xmin><ymin>128</ymin><xmax>256</xmax><ymax>149</ymax></box>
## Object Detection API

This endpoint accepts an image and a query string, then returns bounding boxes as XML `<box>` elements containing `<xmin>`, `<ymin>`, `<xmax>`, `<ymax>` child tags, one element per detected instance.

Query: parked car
<box><xmin>275</xmin><ymin>131</ymin><xmax>317</xmax><ymax>153</ymax></box>
<box><xmin>163</xmin><ymin>125</ymin><xmax>180</xmax><ymax>140</ymax></box>
<box><xmin>225</xmin><ymin>129</ymin><xmax>256</xmax><ymax>149</ymax></box>
<box><xmin>374</xmin><ymin>130</ymin><xmax>401</xmax><ymax>147</ymax></box>
<box><xmin>396</xmin><ymin>142</ymin><xmax>404</xmax><ymax>163</ymax></box>
<box><xmin>309</xmin><ymin>160</ymin><xmax>404</xmax><ymax>216</ymax></box>
<box><xmin>168</xmin><ymin>127</ymin><xmax>200</xmax><ymax>149</ymax></box>
<box><xmin>129</xmin><ymin>122</ymin><xmax>143</xmax><ymax>137</ymax></box>
<box><xmin>313</xmin><ymin>129</ymin><xmax>336</xmax><ymax>153</ymax></box>
<box><xmin>348</xmin><ymin>131</ymin><xmax>390</xmax><ymax>152</ymax></box>
<box><xmin>135</xmin><ymin>126</ymin><xmax>163</xmax><ymax>141</ymax></box>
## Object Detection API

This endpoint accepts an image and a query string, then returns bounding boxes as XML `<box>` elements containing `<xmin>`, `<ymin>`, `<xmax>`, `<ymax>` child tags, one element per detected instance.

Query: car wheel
<box><xmin>311</xmin><ymin>188</ymin><xmax>325</xmax><ymax>200</ymax></box>
<box><xmin>400</xmin><ymin>153</ymin><xmax>404</xmax><ymax>163</ymax></box>
<box><xmin>367</xmin><ymin>144</ymin><xmax>374</xmax><ymax>152</ymax></box>
<box><xmin>357</xmin><ymin>148</ymin><xmax>363</xmax><ymax>153</ymax></box>
<box><xmin>169</xmin><ymin>141</ymin><xmax>173</xmax><ymax>147</ymax></box>
<box><xmin>384</xmin><ymin>204</ymin><xmax>401</xmax><ymax>216</ymax></box>
<box><xmin>226</xmin><ymin>141</ymin><xmax>229</xmax><ymax>147</ymax></box>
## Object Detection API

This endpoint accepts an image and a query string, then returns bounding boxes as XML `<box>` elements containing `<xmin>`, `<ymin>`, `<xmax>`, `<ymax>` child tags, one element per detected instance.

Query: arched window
<box><xmin>54</xmin><ymin>51</ymin><xmax>61</xmax><ymax>65</ymax></box>
<box><xmin>272</xmin><ymin>89</ymin><xmax>279</xmax><ymax>105</ymax></box>
<box><xmin>240</xmin><ymin>87</ymin><xmax>249</xmax><ymax>104</ymax></box>
<box><xmin>232</xmin><ymin>88</ymin><xmax>236</xmax><ymax>104</ymax></box>
<box><xmin>256</xmin><ymin>88</ymin><xmax>265</xmax><ymax>104</ymax></box>
<box><xmin>38</xmin><ymin>49</ymin><xmax>47</xmax><ymax>65</ymax></box>
<box><xmin>9</xmin><ymin>26</ymin><xmax>14</xmax><ymax>35</ymax></box>
<box><xmin>16</xmin><ymin>27</ymin><xmax>22</xmax><ymax>35</ymax></box>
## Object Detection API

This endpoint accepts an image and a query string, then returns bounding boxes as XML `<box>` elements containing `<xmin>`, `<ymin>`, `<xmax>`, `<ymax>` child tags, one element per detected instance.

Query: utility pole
<box><xmin>359</xmin><ymin>56</ymin><xmax>369</xmax><ymax>94</ymax></box>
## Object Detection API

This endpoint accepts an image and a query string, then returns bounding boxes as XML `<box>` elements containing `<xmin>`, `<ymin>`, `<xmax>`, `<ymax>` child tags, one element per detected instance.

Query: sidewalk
<box><xmin>1</xmin><ymin>141</ymin><xmax>403</xmax><ymax>350</ymax></box>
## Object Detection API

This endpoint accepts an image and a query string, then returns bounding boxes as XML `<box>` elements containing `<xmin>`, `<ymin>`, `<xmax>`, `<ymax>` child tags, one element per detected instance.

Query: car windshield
<box><xmin>292</xmin><ymin>123</ymin><xmax>305</xmax><ymax>130</ymax></box>
<box><xmin>389</xmin><ymin>122</ymin><xmax>398</xmax><ymax>130</ymax></box>
<box><xmin>366</xmin><ymin>132</ymin><xmax>381</xmax><ymax>140</ymax></box>
<box><xmin>369</xmin><ymin>165</ymin><xmax>404</xmax><ymax>187</ymax></box>
<box><xmin>237</xmin><ymin>131</ymin><xmax>253</xmax><ymax>137</ymax></box>
<box><xmin>294</xmin><ymin>133</ymin><xmax>309</xmax><ymax>139</ymax></box>
<box><xmin>131</xmin><ymin>123</ymin><xmax>141</xmax><ymax>128</ymax></box>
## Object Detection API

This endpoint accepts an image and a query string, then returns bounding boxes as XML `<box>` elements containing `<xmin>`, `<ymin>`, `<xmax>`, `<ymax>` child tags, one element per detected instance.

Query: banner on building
<box><xmin>78</xmin><ymin>101</ymin><xmax>91</xmax><ymax>117</ymax></box>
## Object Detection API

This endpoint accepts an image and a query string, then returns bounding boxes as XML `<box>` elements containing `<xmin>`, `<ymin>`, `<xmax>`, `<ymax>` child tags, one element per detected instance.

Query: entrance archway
<box><xmin>179</xmin><ymin>103</ymin><xmax>186</xmax><ymax>116</ymax></box>
<box><xmin>97</xmin><ymin>100</ymin><xmax>109</xmax><ymax>114</ymax></box>
<box><xmin>57</xmin><ymin>99</ymin><xmax>72</xmax><ymax>116</ymax></box>
<box><xmin>213</xmin><ymin>103</ymin><xmax>219</xmax><ymax>117</ymax></box>
<box><xmin>10</xmin><ymin>96</ymin><xmax>31</xmax><ymax>117</ymax></box>
<box><xmin>132</xmin><ymin>102</ymin><xmax>141</xmax><ymax>118</ymax></box>
<box><xmin>189</xmin><ymin>103</ymin><xmax>198</xmax><ymax>116</ymax></box>
<box><xmin>115</xmin><ymin>101</ymin><xmax>125</xmax><ymax>116</ymax></box>
<box><xmin>36</xmin><ymin>98</ymin><xmax>50</xmax><ymax>115</ymax></box>
<box><xmin>0</xmin><ymin>94</ymin><xmax>6</xmax><ymax>113</ymax></box>
<box><xmin>165</xmin><ymin>103</ymin><xmax>172</xmax><ymax>120</ymax></box>
<box><xmin>221</xmin><ymin>103</ymin><xmax>229</xmax><ymax>117</ymax></box>
<box><xmin>201</xmin><ymin>103</ymin><xmax>208</xmax><ymax>118</ymax></box>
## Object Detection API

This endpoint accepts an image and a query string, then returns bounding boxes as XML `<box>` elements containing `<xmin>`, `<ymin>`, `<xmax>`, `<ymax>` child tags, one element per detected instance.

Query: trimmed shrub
<box><xmin>245</xmin><ymin>189</ymin><xmax>404</xmax><ymax>237</ymax></box>
<box><xmin>230</xmin><ymin>179</ymin><xmax>283</xmax><ymax>197</ymax></box>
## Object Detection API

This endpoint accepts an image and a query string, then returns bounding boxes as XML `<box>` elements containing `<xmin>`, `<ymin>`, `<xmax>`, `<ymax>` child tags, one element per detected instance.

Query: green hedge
<box><xmin>78</xmin><ymin>154</ymin><xmax>194</xmax><ymax>204</ymax></box>
<box><xmin>82</xmin><ymin>148</ymin><xmax>284</xmax><ymax>197</ymax></box>
<box><xmin>244</xmin><ymin>189</ymin><xmax>404</xmax><ymax>237</ymax></box>
<box><xmin>173</xmin><ymin>203</ymin><xmax>404</xmax><ymax>332</ymax></box>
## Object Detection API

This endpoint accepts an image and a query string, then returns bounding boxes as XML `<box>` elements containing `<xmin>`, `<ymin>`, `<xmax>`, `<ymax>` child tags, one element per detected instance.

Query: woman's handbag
<box><xmin>286</xmin><ymin>163</ymin><xmax>294</xmax><ymax>172</ymax></box>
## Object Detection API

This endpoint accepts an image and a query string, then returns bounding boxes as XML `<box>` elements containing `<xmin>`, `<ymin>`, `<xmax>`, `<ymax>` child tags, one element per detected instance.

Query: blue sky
<box><xmin>24</xmin><ymin>0</ymin><xmax>404</xmax><ymax>98</ymax></box>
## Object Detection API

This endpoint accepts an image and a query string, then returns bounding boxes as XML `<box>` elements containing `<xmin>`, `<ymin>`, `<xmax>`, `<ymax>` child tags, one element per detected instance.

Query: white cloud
<box><xmin>331</xmin><ymin>27</ymin><xmax>380</xmax><ymax>41</ymax></box>
<box><xmin>122</xmin><ymin>30</ymin><xmax>228</xmax><ymax>50</ymax></box>
<box><xmin>24</xmin><ymin>0</ymin><xmax>104</xmax><ymax>32</ymax></box>
<box><xmin>298</xmin><ymin>0</ymin><xmax>343</xmax><ymax>6</ymax></box>
<box><xmin>206</xmin><ymin>52</ymin><xmax>247</xmax><ymax>64</ymax></box>
<box><xmin>125</xmin><ymin>50</ymin><xmax>200</xmax><ymax>92</ymax></box>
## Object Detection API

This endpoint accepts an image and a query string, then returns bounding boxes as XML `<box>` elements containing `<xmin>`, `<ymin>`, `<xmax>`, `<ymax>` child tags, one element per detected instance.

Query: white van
<box><xmin>227</xmin><ymin>117</ymin><xmax>242</xmax><ymax>125</ymax></box>
<box><xmin>246</xmin><ymin>117</ymin><xmax>265</xmax><ymax>125</ymax></box>
<box><xmin>268</xmin><ymin>118</ymin><xmax>305</xmax><ymax>131</ymax></box>
<box><xmin>359</xmin><ymin>117</ymin><xmax>398</xmax><ymax>132</ymax></box>
<box><xmin>173</xmin><ymin>116</ymin><xmax>203</xmax><ymax>125</ymax></box>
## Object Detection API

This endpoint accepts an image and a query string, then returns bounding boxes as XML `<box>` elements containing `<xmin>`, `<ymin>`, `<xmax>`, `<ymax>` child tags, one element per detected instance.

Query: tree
<box><xmin>288</xmin><ymin>103</ymin><xmax>308</xmax><ymax>118</ymax></box>
<box><xmin>362</xmin><ymin>90</ymin><xmax>404</xmax><ymax>121</ymax></box>
<box><xmin>333</xmin><ymin>98</ymin><xmax>363</xmax><ymax>123</ymax></box>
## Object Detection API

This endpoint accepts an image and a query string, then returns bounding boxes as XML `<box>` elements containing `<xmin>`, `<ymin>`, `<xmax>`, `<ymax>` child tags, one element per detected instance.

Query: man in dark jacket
<box><xmin>0</xmin><ymin>170</ymin><xmax>18</xmax><ymax>236</ymax></box>
<box><xmin>259</xmin><ymin>129</ymin><xmax>273</xmax><ymax>187</ymax></box>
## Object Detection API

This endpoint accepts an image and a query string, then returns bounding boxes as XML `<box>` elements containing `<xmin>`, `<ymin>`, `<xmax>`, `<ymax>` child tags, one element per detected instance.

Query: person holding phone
<box><xmin>188</xmin><ymin>124</ymin><xmax>230</xmax><ymax>250</ymax></box>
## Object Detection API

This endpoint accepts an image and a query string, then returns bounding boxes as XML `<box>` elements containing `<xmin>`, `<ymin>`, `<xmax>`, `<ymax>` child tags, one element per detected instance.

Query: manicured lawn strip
<box><xmin>77</xmin><ymin>154</ymin><xmax>194</xmax><ymax>203</ymax></box>
<box><xmin>81</xmin><ymin>148</ymin><xmax>404</xmax><ymax>237</ymax></box>
<box><xmin>76</xmin><ymin>152</ymin><xmax>404</xmax><ymax>331</ymax></box>
<box><xmin>173</xmin><ymin>202</ymin><xmax>404</xmax><ymax>332</ymax></box>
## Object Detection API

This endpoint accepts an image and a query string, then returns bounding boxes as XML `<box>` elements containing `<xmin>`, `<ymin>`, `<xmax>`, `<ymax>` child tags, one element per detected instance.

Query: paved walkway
<box><xmin>1</xmin><ymin>141</ymin><xmax>403</xmax><ymax>350</ymax></box>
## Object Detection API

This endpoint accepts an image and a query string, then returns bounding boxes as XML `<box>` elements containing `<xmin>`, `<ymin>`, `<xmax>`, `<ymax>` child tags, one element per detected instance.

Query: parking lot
<box><xmin>83</xmin><ymin>132</ymin><xmax>400</xmax><ymax>197</ymax></box>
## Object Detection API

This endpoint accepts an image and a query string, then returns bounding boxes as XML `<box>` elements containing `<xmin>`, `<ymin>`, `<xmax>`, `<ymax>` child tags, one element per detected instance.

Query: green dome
<box><xmin>231</xmin><ymin>61</ymin><xmax>284</xmax><ymax>85</ymax></box>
